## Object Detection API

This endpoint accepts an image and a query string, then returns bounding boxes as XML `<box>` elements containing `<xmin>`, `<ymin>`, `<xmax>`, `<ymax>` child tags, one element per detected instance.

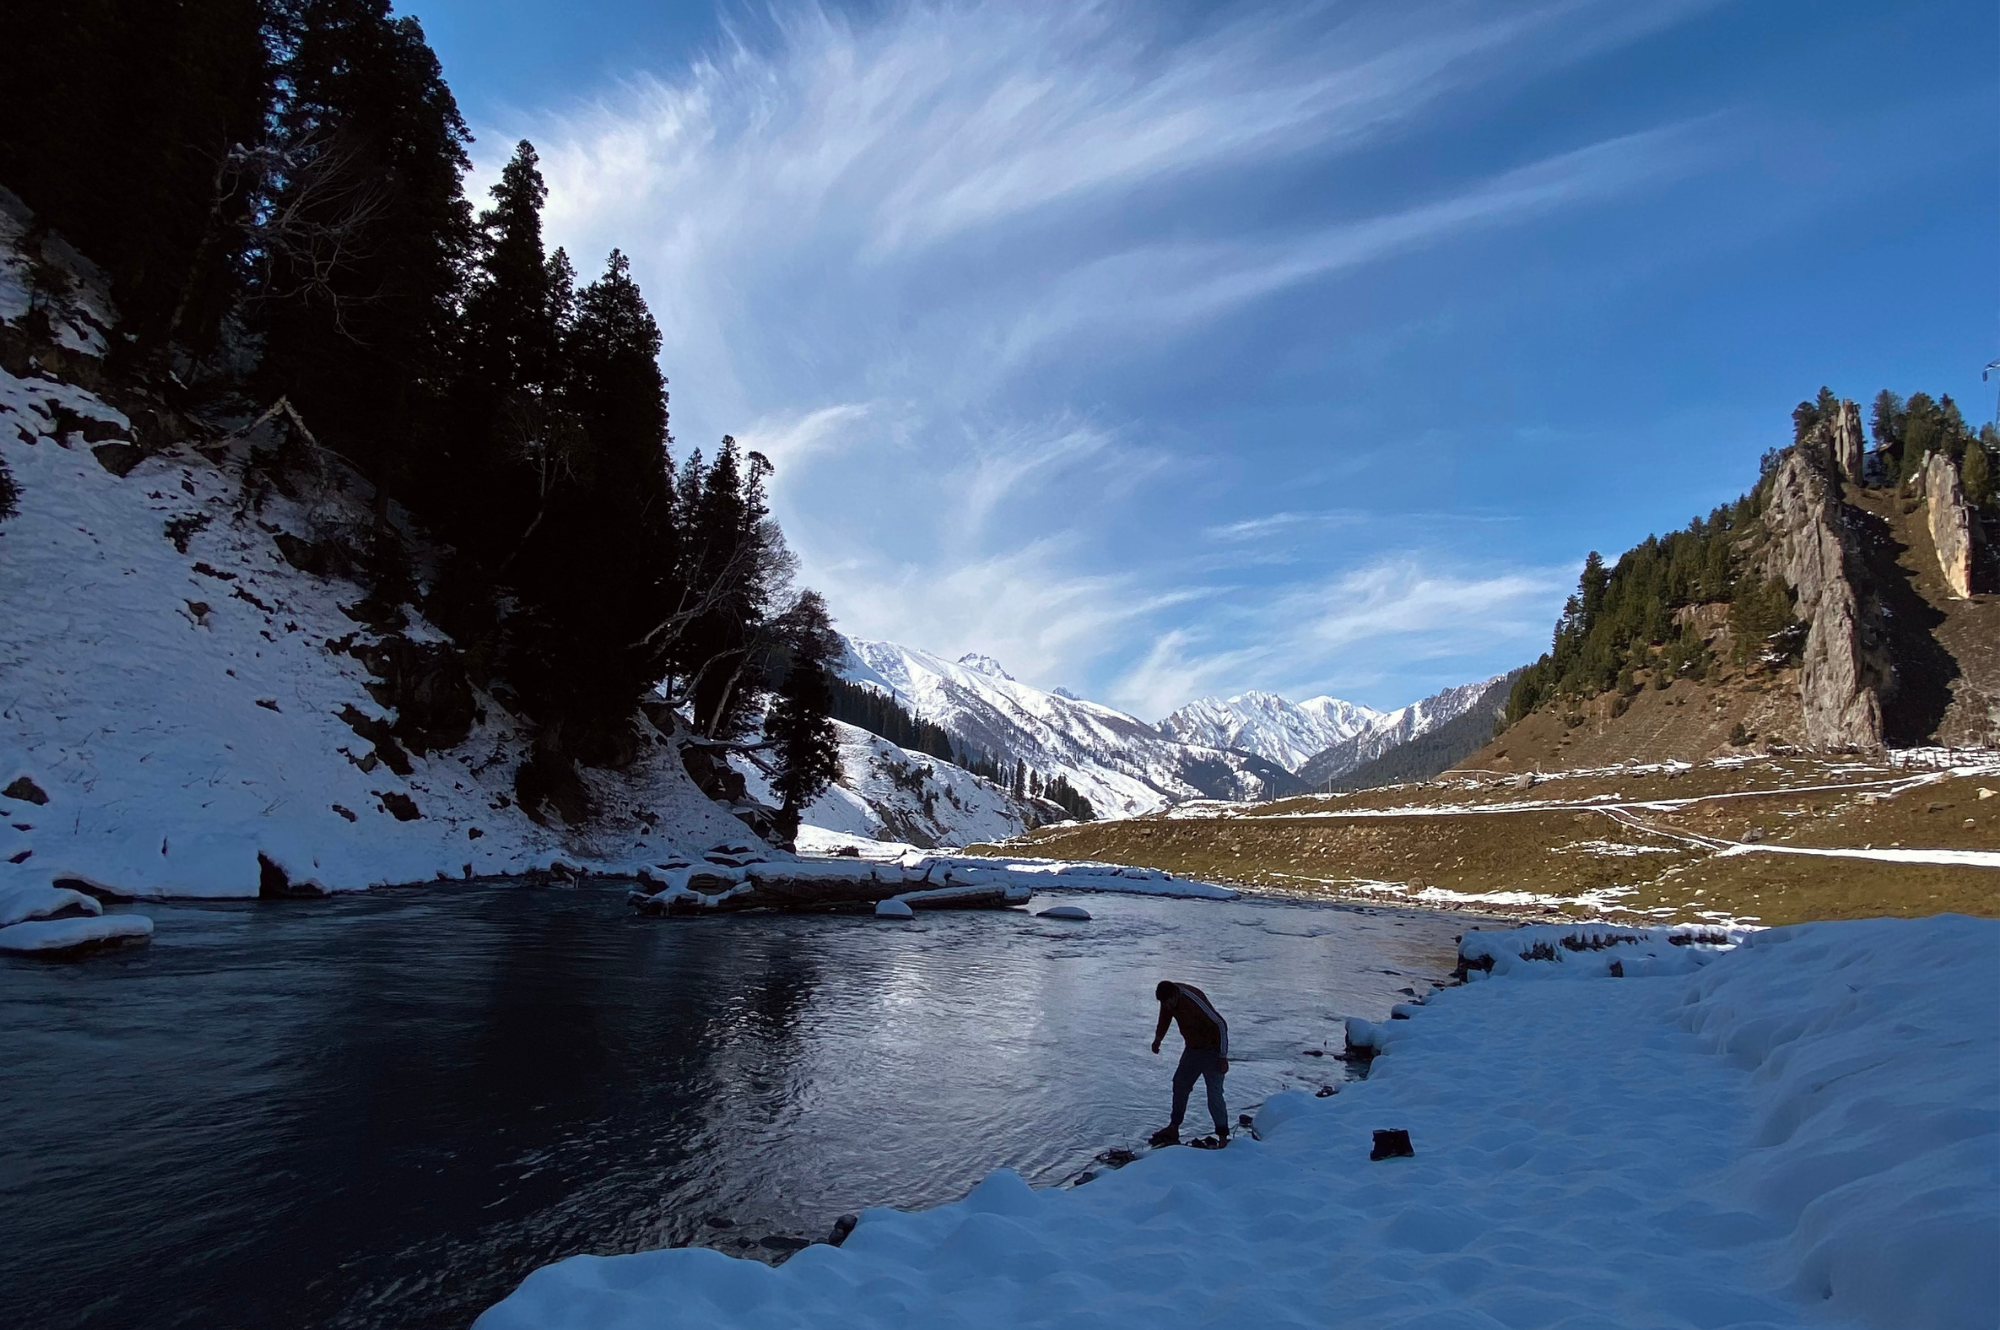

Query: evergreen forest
<box><xmin>0</xmin><ymin>1</ymin><xmax>844</xmax><ymax>832</ymax></box>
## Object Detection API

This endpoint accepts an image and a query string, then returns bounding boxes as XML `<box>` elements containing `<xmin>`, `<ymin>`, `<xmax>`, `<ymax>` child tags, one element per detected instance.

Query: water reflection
<box><xmin>0</xmin><ymin>883</ymin><xmax>1468</xmax><ymax>1330</ymax></box>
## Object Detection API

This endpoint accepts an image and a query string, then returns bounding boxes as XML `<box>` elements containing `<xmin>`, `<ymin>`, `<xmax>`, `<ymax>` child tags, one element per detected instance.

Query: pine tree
<box><xmin>0</xmin><ymin>0</ymin><xmax>272</xmax><ymax>358</ymax></box>
<box><xmin>451</xmin><ymin>139</ymin><xmax>578</xmax><ymax>567</ymax></box>
<box><xmin>257</xmin><ymin>0</ymin><xmax>473</xmax><ymax>491</ymax></box>
<box><xmin>1964</xmin><ymin>435</ymin><xmax>1993</xmax><ymax>510</ymax></box>
<box><xmin>675</xmin><ymin>438</ymin><xmax>784</xmax><ymax>739</ymax></box>
<box><xmin>1901</xmin><ymin>392</ymin><xmax>1942</xmax><ymax>485</ymax></box>
<box><xmin>1791</xmin><ymin>399</ymin><xmax>1820</xmax><ymax>444</ymax></box>
<box><xmin>764</xmin><ymin>591</ymin><xmax>842</xmax><ymax>846</ymax></box>
<box><xmin>1870</xmin><ymin>390</ymin><xmax>1904</xmax><ymax>455</ymax></box>
<box><xmin>0</xmin><ymin>454</ymin><xmax>18</xmax><ymax>524</ymax></box>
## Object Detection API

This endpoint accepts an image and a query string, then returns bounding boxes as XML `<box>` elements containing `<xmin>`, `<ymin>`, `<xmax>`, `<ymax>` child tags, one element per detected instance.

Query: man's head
<box><xmin>1155</xmin><ymin>980</ymin><xmax>1176</xmax><ymax>1002</ymax></box>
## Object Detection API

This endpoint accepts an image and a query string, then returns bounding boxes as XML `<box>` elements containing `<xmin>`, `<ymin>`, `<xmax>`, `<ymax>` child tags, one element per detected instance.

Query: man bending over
<box><xmin>1150</xmin><ymin>979</ymin><xmax>1229</xmax><ymax>1146</ymax></box>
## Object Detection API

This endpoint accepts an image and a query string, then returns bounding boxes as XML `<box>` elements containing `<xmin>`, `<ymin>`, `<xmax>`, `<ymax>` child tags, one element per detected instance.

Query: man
<box><xmin>1149</xmin><ymin>979</ymin><xmax>1229</xmax><ymax>1147</ymax></box>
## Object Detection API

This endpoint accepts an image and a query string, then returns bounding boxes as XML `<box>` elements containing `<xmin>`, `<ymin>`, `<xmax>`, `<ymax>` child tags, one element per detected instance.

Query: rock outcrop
<box><xmin>1922</xmin><ymin>449</ymin><xmax>1976</xmax><ymax>598</ymax></box>
<box><xmin>1760</xmin><ymin>450</ymin><xmax>1889</xmax><ymax>749</ymax></box>
<box><xmin>1827</xmin><ymin>399</ymin><xmax>1866</xmax><ymax>484</ymax></box>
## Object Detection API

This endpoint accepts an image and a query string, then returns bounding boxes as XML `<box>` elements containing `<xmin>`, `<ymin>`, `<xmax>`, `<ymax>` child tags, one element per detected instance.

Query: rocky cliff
<box><xmin>1826</xmin><ymin>399</ymin><xmax>1866</xmax><ymax>484</ymax></box>
<box><xmin>1465</xmin><ymin>428</ymin><xmax>1997</xmax><ymax>772</ymax></box>
<box><xmin>1922</xmin><ymin>449</ymin><xmax>1978</xmax><ymax>599</ymax></box>
<box><xmin>1758</xmin><ymin>448</ymin><xmax>1891</xmax><ymax>749</ymax></box>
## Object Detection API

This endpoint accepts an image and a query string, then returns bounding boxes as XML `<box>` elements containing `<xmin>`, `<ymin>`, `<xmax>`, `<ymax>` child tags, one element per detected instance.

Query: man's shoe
<box><xmin>1148</xmin><ymin>1125</ymin><xmax>1180</xmax><ymax>1147</ymax></box>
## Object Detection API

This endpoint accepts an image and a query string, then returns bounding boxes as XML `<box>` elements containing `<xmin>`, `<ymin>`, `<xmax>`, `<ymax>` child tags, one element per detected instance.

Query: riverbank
<box><xmin>0</xmin><ymin>885</ymin><xmax>1466</xmax><ymax>1329</ymax></box>
<box><xmin>479</xmin><ymin>911</ymin><xmax>1998</xmax><ymax>1330</ymax></box>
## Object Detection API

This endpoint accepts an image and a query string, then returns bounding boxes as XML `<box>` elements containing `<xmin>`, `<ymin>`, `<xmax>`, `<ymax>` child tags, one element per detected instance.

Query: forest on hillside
<box><xmin>1504</xmin><ymin>387</ymin><xmax>1996</xmax><ymax>728</ymax></box>
<box><xmin>828</xmin><ymin>678</ymin><xmax>1095</xmax><ymax>821</ymax></box>
<box><xmin>0</xmin><ymin>1</ymin><xmax>844</xmax><ymax>839</ymax></box>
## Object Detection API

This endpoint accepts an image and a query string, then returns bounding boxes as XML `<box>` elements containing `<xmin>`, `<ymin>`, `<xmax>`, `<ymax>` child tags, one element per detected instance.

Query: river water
<box><xmin>0</xmin><ymin>883</ymin><xmax>1472</xmax><ymax>1329</ymax></box>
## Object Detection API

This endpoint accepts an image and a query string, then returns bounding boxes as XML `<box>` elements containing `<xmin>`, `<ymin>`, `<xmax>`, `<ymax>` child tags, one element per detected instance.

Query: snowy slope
<box><xmin>1156</xmin><ymin>691</ymin><xmax>1381</xmax><ymax>772</ymax></box>
<box><xmin>0</xmin><ymin>367</ymin><xmax>757</xmax><ymax>897</ymax></box>
<box><xmin>480</xmin><ymin>913</ymin><xmax>1998</xmax><ymax>1330</ymax></box>
<box><xmin>1298</xmin><ymin>673</ymin><xmax>1507</xmax><ymax>788</ymax></box>
<box><xmin>736</xmin><ymin>721</ymin><xmax>1041</xmax><ymax>850</ymax></box>
<box><xmin>840</xmin><ymin>639</ymin><xmax>1303</xmax><ymax>817</ymax></box>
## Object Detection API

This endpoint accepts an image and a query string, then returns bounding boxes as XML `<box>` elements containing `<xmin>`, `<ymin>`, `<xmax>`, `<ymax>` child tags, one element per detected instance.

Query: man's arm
<box><xmin>1151</xmin><ymin>998</ymin><xmax>1173</xmax><ymax>1053</ymax></box>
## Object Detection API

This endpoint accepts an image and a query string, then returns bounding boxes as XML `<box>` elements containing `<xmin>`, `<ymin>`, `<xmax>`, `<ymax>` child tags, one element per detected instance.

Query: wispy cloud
<box><xmin>1105</xmin><ymin>557</ymin><xmax>1572</xmax><ymax>719</ymax></box>
<box><xmin>472</xmin><ymin>0</ymin><xmax>1716</xmax><ymax>710</ymax></box>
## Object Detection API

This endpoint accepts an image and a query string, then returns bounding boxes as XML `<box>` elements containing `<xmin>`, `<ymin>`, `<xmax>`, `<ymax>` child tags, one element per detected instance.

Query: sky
<box><xmin>407</xmin><ymin>0</ymin><xmax>1996</xmax><ymax>719</ymax></box>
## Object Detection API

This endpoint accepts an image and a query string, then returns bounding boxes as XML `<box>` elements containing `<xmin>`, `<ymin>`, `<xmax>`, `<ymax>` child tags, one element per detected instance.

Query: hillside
<box><xmin>1463</xmin><ymin>403</ymin><xmax>1998</xmax><ymax>774</ymax></box>
<box><xmin>737</xmin><ymin>721</ymin><xmax>1056</xmax><ymax>850</ymax></box>
<box><xmin>0</xmin><ymin>351</ymin><xmax>755</xmax><ymax>898</ymax></box>
<box><xmin>1297</xmin><ymin>675</ymin><xmax>1506</xmax><ymax>787</ymax></box>
<box><xmin>1320</xmin><ymin>672</ymin><xmax>1518</xmax><ymax>791</ymax></box>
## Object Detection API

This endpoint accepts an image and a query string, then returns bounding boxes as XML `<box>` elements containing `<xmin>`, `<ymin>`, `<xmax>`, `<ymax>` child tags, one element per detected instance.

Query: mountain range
<box><xmin>1156</xmin><ymin>692</ymin><xmax>1381</xmax><ymax>772</ymax></box>
<box><xmin>835</xmin><ymin>636</ymin><xmax>1499</xmax><ymax>819</ymax></box>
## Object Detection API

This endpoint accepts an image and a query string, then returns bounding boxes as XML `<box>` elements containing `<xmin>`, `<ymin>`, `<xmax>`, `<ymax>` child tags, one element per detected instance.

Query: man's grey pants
<box><xmin>1170</xmin><ymin>1048</ymin><xmax>1228</xmax><ymax>1134</ymax></box>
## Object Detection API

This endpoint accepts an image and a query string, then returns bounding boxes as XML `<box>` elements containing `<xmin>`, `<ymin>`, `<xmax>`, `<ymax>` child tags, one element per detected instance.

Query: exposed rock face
<box><xmin>1828</xmin><ymin>399</ymin><xmax>1866</xmax><ymax>483</ymax></box>
<box><xmin>1923</xmin><ymin>450</ymin><xmax>1976</xmax><ymax>598</ymax></box>
<box><xmin>1760</xmin><ymin>451</ymin><xmax>1888</xmax><ymax>749</ymax></box>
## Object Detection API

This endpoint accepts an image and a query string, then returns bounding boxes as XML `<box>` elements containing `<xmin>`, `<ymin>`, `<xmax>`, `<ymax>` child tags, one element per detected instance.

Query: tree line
<box><xmin>0</xmin><ymin>1</ymin><xmax>841</xmax><ymax>837</ymax></box>
<box><xmin>828</xmin><ymin>678</ymin><xmax>1096</xmax><ymax>821</ymax></box>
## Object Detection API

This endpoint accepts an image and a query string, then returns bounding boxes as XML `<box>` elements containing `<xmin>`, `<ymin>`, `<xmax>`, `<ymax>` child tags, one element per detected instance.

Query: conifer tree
<box><xmin>0</xmin><ymin>455</ymin><xmax>18</xmax><ymax>524</ymax></box>
<box><xmin>0</xmin><ymin>0</ymin><xmax>272</xmax><ymax>357</ymax></box>
<box><xmin>257</xmin><ymin>0</ymin><xmax>473</xmax><ymax>490</ymax></box>
<box><xmin>453</xmin><ymin>140</ymin><xmax>576</xmax><ymax>563</ymax></box>
<box><xmin>1870</xmin><ymin>390</ymin><xmax>1904</xmax><ymax>453</ymax></box>
<box><xmin>1964</xmin><ymin>435</ymin><xmax>1993</xmax><ymax>510</ymax></box>
<box><xmin>764</xmin><ymin>591</ymin><xmax>842</xmax><ymax>846</ymax></box>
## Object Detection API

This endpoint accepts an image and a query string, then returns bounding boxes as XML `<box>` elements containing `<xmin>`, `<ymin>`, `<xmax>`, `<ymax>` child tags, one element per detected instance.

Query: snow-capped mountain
<box><xmin>1297</xmin><ymin>674</ymin><xmax>1508</xmax><ymax>788</ymax></box>
<box><xmin>1156</xmin><ymin>691</ymin><xmax>1383</xmax><ymax>773</ymax></box>
<box><xmin>838</xmin><ymin>639</ymin><xmax>1305</xmax><ymax>817</ymax></box>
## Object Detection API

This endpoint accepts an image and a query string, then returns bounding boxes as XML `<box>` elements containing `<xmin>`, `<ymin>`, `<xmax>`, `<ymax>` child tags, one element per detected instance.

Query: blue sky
<box><xmin>408</xmin><ymin>0</ymin><xmax>1995</xmax><ymax>718</ymax></box>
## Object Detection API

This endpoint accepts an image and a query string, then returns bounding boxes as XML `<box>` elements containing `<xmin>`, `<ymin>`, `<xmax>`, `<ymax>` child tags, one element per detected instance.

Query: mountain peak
<box><xmin>956</xmin><ymin>652</ymin><xmax>1013</xmax><ymax>680</ymax></box>
<box><xmin>1157</xmin><ymin>691</ymin><xmax>1383</xmax><ymax>773</ymax></box>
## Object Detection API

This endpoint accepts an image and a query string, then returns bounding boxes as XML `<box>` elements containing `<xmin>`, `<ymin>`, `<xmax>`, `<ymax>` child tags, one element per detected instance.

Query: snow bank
<box><xmin>478</xmin><ymin>913</ymin><xmax>1996</xmax><ymax>1330</ymax></box>
<box><xmin>0</xmin><ymin>881</ymin><xmax>103</xmax><ymax>928</ymax></box>
<box><xmin>0</xmin><ymin>363</ymin><xmax>755</xmax><ymax>901</ymax></box>
<box><xmin>629</xmin><ymin>851</ymin><xmax>1234</xmax><ymax>913</ymax></box>
<box><xmin>0</xmin><ymin>912</ymin><xmax>152</xmax><ymax>953</ymax></box>
<box><xmin>949</xmin><ymin>854</ymin><xmax>1237</xmax><ymax>899</ymax></box>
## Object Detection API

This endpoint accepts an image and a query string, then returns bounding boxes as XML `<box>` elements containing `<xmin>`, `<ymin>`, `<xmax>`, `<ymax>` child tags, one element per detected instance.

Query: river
<box><xmin>0</xmin><ymin>882</ymin><xmax>1473</xmax><ymax>1329</ymax></box>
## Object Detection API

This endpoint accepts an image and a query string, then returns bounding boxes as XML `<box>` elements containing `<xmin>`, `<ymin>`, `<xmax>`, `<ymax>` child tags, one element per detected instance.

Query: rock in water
<box><xmin>874</xmin><ymin>898</ymin><xmax>915</xmax><ymax>919</ymax></box>
<box><xmin>1370</xmin><ymin>1128</ymin><xmax>1415</xmax><ymax>1160</ymax></box>
<box><xmin>1036</xmin><ymin>904</ymin><xmax>1091</xmax><ymax>920</ymax></box>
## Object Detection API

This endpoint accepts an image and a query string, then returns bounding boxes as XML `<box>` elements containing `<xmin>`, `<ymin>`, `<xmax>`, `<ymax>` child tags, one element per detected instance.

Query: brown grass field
<box><xmin>969</xmin><ymin>753</ymin><xmax>2000</xmax><ymax>927</ymax></box>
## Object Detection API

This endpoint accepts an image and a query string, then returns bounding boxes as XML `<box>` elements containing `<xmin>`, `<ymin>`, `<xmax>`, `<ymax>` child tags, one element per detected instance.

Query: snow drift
<box><xmin>476</xmin><ymin>912</ymin><xmax>1997</xmax><ymax>1330</ymax></box>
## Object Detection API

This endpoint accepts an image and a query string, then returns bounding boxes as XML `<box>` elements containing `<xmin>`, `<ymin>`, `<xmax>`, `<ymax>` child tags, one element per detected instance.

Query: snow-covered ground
<box><xmin>0</xmin><ymin>372</ymin><xmax>753</xmax><ymax>907</ymax></box>
<box><xmin>477</xmin><ymin>912</ymin><xmax>1997</xmax><ymax>1330</ymax></box>
<box><xmin>739</xmin><ymin>721</ymin><xmax>1041</xmax><ymax>849</ymax></box>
